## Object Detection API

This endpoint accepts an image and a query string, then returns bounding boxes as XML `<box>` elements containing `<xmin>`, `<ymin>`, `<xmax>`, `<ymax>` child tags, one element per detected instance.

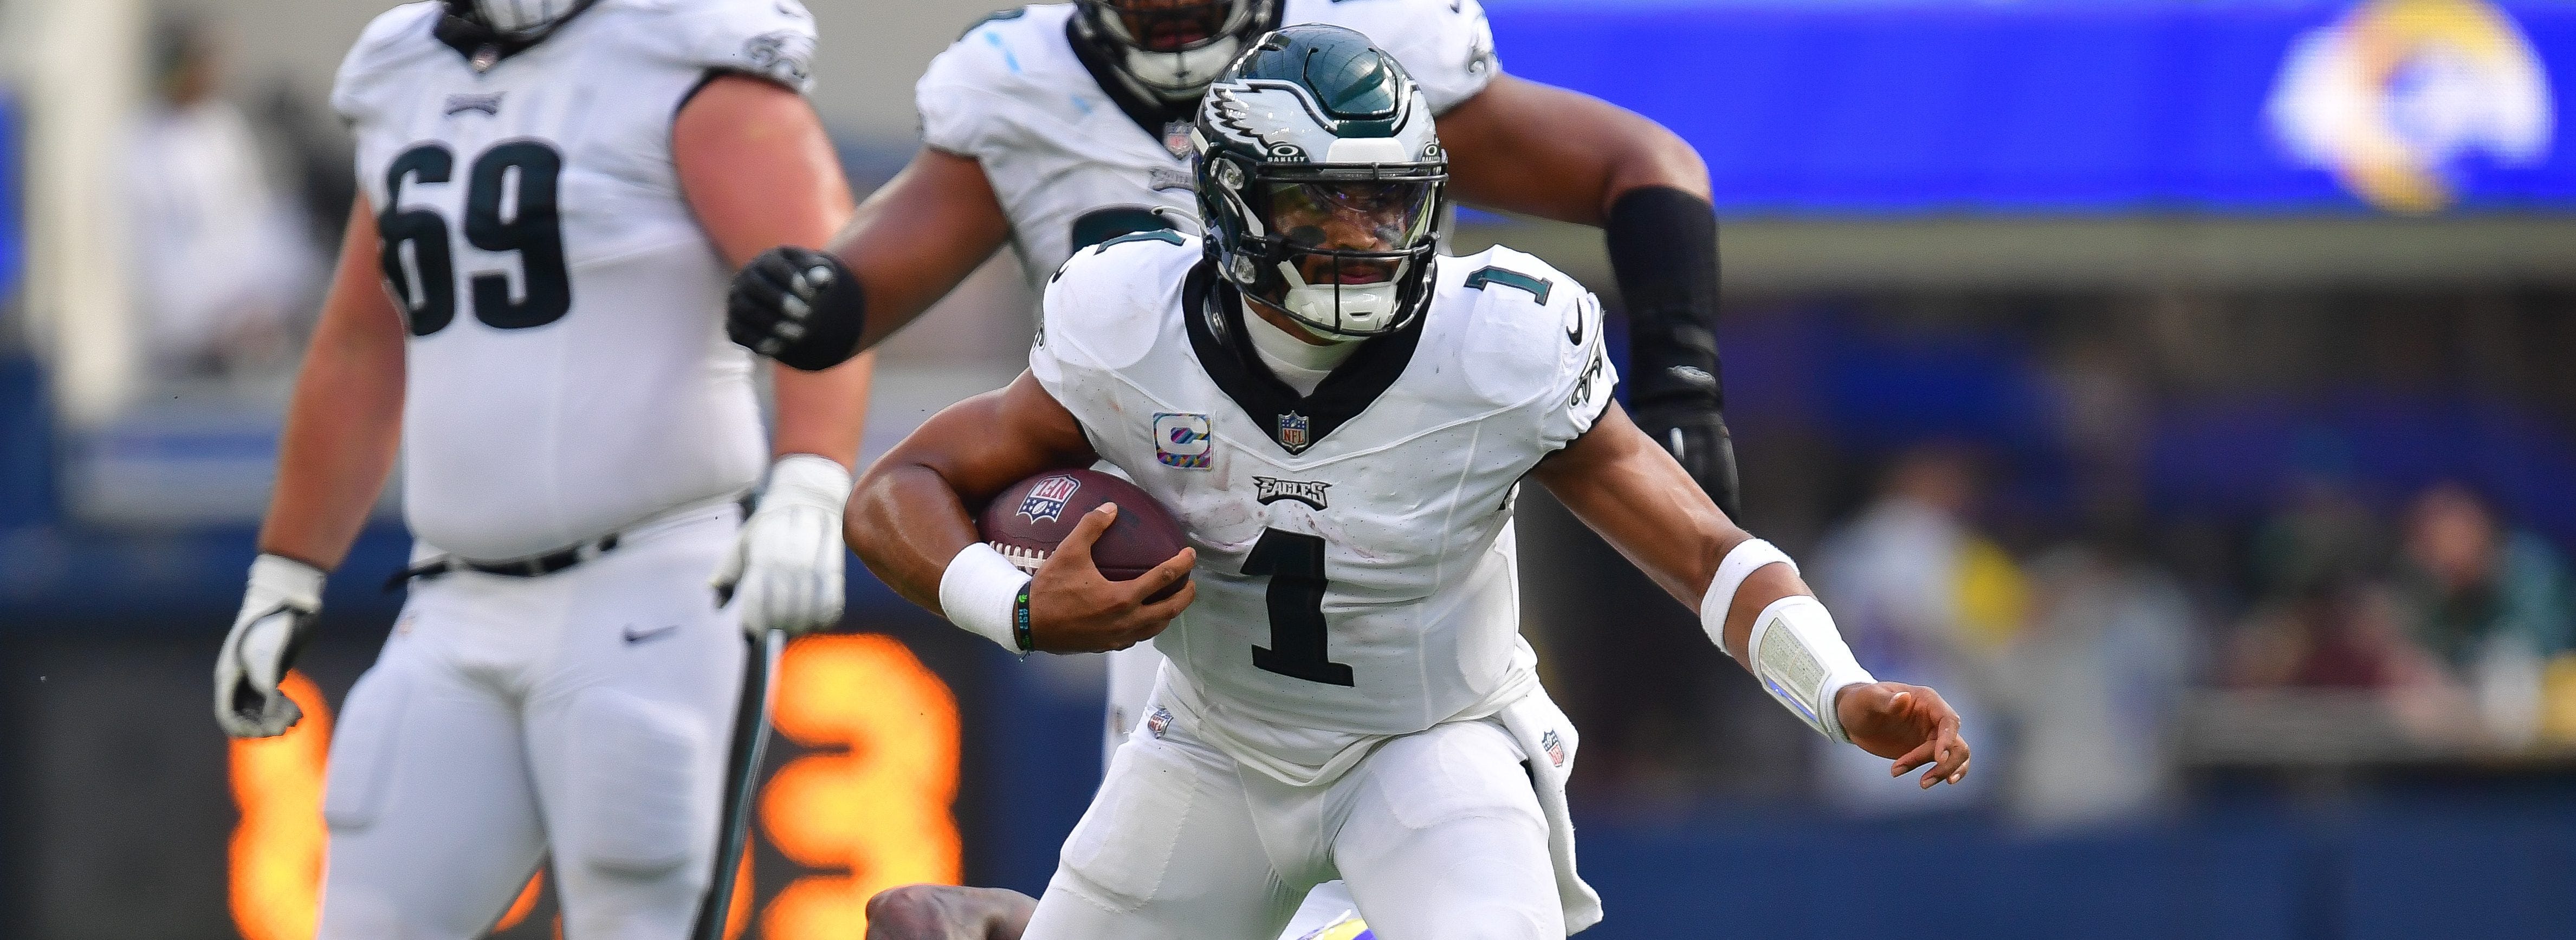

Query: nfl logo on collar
<box><xmin>1277</xmin><ymin>412</ymin><xmax>1311</xmax><ymax>453</ymax></box>
<box><xmin>1017</xmin><ymin>475</ymin><xmax>1082</xmax><ymax>523</ymax></box>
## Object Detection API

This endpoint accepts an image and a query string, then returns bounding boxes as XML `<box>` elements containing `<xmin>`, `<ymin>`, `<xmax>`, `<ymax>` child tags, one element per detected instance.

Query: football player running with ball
<box><xmin>728</xmin><ymin>2</ymin><xmax>1742</xmax><ymax>929</ymax></box>
<box><xmin>209</xmin><ymin>1</ymin><xmax>869</xmax><ymax>935</ymax></box>
<box><xmin>848</xmin><ymin>28</ymin><xmax>1971</xmax><ymax>940</ymax></box>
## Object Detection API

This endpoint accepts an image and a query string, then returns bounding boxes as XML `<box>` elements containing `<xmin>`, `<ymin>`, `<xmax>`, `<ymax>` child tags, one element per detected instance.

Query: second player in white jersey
<box><xmin>336</xmin><ymin>0</ymin><xmax>817</xmax><ymax>557</ymax></box>
<box><xmin>918</xmin><ymin>0</ymin><xmax>1496</xmax><ymax>284</ymax></box>
<box><xmin>1032</xmin><ymin>233</ymin><xmax>1611</xmax><ymax>783</ymax></box>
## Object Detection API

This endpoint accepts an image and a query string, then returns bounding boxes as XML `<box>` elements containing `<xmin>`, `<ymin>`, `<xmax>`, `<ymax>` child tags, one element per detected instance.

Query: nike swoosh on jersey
<box><xmin>622</xmin><ymin>624</ymin><xmax>682</xmax><ymax>644</ymax></box>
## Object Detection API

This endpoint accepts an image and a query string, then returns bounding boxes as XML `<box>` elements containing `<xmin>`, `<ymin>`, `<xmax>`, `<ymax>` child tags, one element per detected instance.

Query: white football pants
<box><xmin>1037</xmin><ymin>689</ymin><xmax>1563</xmax><ymax>940</ymax></box>
<box><xmin>315</xmin><ymin>509</ymin><xmax>746</xmax><ymax>939</ymax></box>
<box><xmin>1105</xmin><ymin>647</ymin><xmax>1365</xmax><ymax>940</ymax></box>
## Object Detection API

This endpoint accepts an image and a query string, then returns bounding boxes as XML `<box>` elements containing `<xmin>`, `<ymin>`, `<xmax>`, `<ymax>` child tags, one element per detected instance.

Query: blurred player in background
<box><xmin>209</xmin><ymin>0</ymin><xmax>869</xmax><ymax>935</ymax></box>
<box><xmin>846</xmin><ymin>28</ymin><xmax>1969</xmax><ymax>939</ymax></box>
<box><xmin>724</xmin><ymin>2</ymin><xmax>1738</xmax><ymax>928</ymax></box>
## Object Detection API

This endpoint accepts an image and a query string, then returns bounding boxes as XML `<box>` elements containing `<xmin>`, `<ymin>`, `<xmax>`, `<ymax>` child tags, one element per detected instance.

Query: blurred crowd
<box><xmin>1807</xmin><ymin>445</ymin><xmax>2576</xmax><ymax>828</ymax></box>
<box><xmin>124</xmin><ymin>10</ymin><xmax>342</xmax><ymax>384</ymax></box>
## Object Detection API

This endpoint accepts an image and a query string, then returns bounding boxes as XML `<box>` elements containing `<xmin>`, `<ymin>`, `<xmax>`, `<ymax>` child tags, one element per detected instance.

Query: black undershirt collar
<box><xmin>1181</xmin><ymin>261</ymin><xmax>1426</xmax><ymax>456</ymax></box>
<box><xmin>434</xmin><ymin>1</ymin><xmax>598</xmax><ymax>70</ymax></box>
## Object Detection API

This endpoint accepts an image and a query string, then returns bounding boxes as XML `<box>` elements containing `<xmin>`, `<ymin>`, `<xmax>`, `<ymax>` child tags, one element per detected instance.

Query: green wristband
<box><xmin>1012</xmin><ymin>583</ymin><xmax>1035</xmax><ymax>654</ymax></box>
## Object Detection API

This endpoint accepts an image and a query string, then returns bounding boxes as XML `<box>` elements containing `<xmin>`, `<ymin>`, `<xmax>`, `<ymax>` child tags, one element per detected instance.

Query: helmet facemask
<box><xmin>1232</xmin><ymin>170</ymin><xmax>1444</xmax><ymax>338</ymax></box>
<box><xmin>463</xmin><ymin>0</ymin><xmax>592</xmax><ymax>38</ymax></box>
<box><xmin>1077</xmin><ymin>0</ymin><xmax>1267</xmax><ymax>101</ymax></box>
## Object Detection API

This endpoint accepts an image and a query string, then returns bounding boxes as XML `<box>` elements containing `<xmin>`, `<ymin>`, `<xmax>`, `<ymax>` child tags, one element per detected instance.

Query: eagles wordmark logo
<box><xmin>740</xmin><ymin>30</ymin><xmax>815</xmax><ymax>87</ymax></box>
<box><xmin>443</xmin><ymin>92</ymin><xmax>503</xmax><ymax>116</ymax></box>
<box><xmin>1017</xmin><ymin>474</ymin><xmax>1083</xmax><ymax>523</ymax></box>
<box><xmin>1253</xmin><ymin>477</ymin><xmax>1330</xmax><ymax>510</ymax></box>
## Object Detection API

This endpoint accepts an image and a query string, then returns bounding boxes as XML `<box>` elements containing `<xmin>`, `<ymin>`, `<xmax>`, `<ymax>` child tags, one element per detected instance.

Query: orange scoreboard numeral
<box><xmin>230</xmin><ymin>634</ymin><xmax>963</xmax><ymax>939</ymax></box>
<box><xmin>759</xmin><ymin>634</ymin><xmax>964</xmax><ymax>938</ymax></box>
<box><xmin>228</xmin><ymin>672</ymin><xmax>333</xmax><ymax>940</ymax></box>
<box><xmin>228</xmin><ymin>672</ymin><xmax>549</xmax><ymax>939</ymax></box>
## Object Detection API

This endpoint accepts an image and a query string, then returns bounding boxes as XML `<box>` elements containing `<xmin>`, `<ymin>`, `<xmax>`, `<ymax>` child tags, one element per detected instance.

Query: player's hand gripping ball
<box><xmin>980</xmin><ymin>469</ymin><xmax>1195</xmax><ymax>652</ymax></box>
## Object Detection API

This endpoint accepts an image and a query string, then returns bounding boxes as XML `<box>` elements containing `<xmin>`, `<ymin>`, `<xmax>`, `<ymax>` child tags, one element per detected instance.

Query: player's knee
<box><xmin>558</xmin><ymin>689</ymin><xmax>717</xmax><ymax>878</ymax></box>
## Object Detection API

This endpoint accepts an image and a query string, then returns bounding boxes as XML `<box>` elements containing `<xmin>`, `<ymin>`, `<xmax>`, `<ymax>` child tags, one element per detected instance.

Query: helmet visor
<box><xmin>1263</xmin><ymin>179</ymin><xmax>1438</xmax><ymax>283</ymax></box>
<box><xmin>1093</xmin><ymin>0</ymin><xmax>1242</xmax><ymax>53</ymax></box>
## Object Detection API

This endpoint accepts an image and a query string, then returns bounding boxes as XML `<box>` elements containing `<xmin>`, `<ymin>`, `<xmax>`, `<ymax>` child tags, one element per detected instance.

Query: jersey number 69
<box><xmin>377</xmin><ymin>140</ymin><xmax>572</xmax><ymax>336</ymax></box>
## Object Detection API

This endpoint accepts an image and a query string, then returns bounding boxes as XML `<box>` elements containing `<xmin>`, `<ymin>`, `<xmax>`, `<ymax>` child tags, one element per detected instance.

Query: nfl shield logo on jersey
<box><xmin>1017</xmin><ymin>474</ymin><xmax>1083</xmax><ymax>523</ymax></box>
<box><xmin>1541</xmin><ymin>730</ymin><xmax>1567</xmax><ymax>768</ymax></box>
<box><xmin>1153</xmin><ymin>413</ymin><xmax>1213</xmax><ymax>469</ymax></box>
<box><xmin>1277</xmin><ymin>412</ymin><xmax>1311</xmax><ymax>453</ymax></box>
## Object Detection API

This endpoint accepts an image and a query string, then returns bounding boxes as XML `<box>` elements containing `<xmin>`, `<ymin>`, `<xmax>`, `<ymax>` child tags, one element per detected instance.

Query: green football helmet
<box><xmin>1190</xmin><ymin>24</ymin><xmax>1448</xmax><ymax>340</ymax></box>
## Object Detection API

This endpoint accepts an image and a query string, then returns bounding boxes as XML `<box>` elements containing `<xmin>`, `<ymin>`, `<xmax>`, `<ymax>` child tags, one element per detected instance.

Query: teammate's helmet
<box><xmin>1075</xmin><ymin>0</ymin><xmax>1278</xmax><ymax>101</ymax></box>
<box><xmin>449</xmin><ymin>0</ymin><xmax>595</xmax><ymax>38</ymax></box>
<box><xmin>1192</xmin><ymin>24</ymin><xmax>1447</xmax><ymax>339</ymax></box>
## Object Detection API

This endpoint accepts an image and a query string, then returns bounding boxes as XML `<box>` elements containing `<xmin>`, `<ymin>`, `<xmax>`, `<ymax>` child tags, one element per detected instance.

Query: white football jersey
<box><xmin>333</xmin><ymin>0</ymin><xmax>818</xmax><ymax>559</ymax></box>
<box><xmin>1030</xmin><ymin>233</ymin><xmax>1615</xmax><ymax>784</ymax></box>
<box><xmin>918</xmin><ymin>0</ymin><xmax>1499</xmax><ymax>289</ymax></box>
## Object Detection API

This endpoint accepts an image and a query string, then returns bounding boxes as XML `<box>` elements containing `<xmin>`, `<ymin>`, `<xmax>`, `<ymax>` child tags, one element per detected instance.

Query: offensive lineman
<box><xmin>850</xmin><ymin>28</ymin><xmax>1971</xmax><ymax>939</ymax></box>
<box><xmin>209</xmin><ymin>1</ymin><xmax>868</xmax><ymax>935</ymax></box>
<box><xmin>724</xmin><ymin>5</ymin><xmax>1744</xmax><ymax>925</ymax></box>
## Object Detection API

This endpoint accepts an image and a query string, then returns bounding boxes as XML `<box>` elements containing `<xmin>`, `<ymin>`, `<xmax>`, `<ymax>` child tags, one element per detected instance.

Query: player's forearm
<box><xmin>770</xmin><ymin>352</ymin><xmax>875</xmax><ymax>469</ymax></box>
<box><xmin>1606</xmin><ymin>186</ymin><xmax>1723</xmax><ymax>409</ymax></box>
<box><xmin>258</xmin><ymin>200</ymin><xmax>407</xmax><ymax>572</ymax></box>
<box><xmin>827</xmin><ymin>150</ymin><xmax>1013</xmax><ymax>353</ymax></box>
<box><xmin>846</xmin><ymin>462</ymin><xmax>983</xmax><ymax>615</ymax></box>
<box><xmin>260</xmin><ymin>328</ymin><xmax>404</xmax><ymax>571</ymax></box>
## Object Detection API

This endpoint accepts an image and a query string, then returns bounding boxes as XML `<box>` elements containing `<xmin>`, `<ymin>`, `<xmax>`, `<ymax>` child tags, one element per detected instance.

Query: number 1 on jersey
<box><xmin>1244</xmin><ymin>529</ymin><xmax>1354</xmax><ymax>686</ymax></box>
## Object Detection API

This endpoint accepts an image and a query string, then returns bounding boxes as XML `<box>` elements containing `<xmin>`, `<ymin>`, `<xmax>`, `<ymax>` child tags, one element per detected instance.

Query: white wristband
<box><xmin>1697</xmin><ymin>538</ymin><xmax>1798</xmax><ymax>652</ymax></box>
<box><xmin>939</xmin><ymin>542</ymin><xmax>1031</xmax><ymax>653</ymax></box>
<box><xmin>248</xmin><ymin>554</ymin><xmax>326</xmax><ymax>612</ymax></box>
<box><xmin>763</xmin><ymin>453</ymin><xmax>854</xmax><ymax>514</ymax></box>
<box><xmin>1744</xmin><ymin>595</ymin><xmax>1875</xmax><ymax>743</ymax></box>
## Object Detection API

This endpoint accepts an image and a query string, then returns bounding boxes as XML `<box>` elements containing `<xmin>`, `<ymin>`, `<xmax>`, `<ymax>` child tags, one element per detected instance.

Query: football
<box><xmin>980</xmin><ymin>468</ymin><xmax>1191</xmax><ymax>599</ymax></box>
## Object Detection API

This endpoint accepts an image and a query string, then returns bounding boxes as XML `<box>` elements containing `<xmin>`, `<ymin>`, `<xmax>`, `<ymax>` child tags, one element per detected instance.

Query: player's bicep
<box><xmin>890</xmin><ymin>371</ymin><xmax>1098</xmax><ymax>508</ymax></box>
<box><xmin>833</xmin><ymin>148</ymin><xmax>1014</xmax><ymax>349</ymax></box>
<box><xmin>1534</xmin><ymin>402</ymin><xmax>1740</xmax><ymax>610</ymax></box>
<box><xmin>314</xmin><ymin>195</ymin><xmax>408</xmax><ymax>358</ymax></box>
<box><xmin>672</xmin><ymin>72</ymin><xmax>853</xmax><ymax>269</ymax></box>
<box><xmin>1440</xmin><ymin>75</ymin><xmax>1707</xmax><ymax>225</ymax></box>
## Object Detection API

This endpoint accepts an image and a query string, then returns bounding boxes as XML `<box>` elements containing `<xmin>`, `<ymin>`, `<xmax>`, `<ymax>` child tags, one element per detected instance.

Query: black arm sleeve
<box><xmin>1603</xmin><ymin>186</ymin><xmax>1724</xmax><ymax>411</ymax></box>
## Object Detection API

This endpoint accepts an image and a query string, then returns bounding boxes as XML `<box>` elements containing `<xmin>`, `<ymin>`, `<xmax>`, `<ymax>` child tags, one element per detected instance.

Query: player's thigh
<box><xmin>523</xmin><ymin>526</ymin><xmax>747</xmax><ymax>936</ymax></box>
<box><xmin>1025</xmin><ymin>729</ymin><xmax>1300</xmax><ymax>940</ymax></box>
<box><xmin>1332</xmin><ymin>720</ymin><xmax>1561</xmax><ymax>940</ymax></box>
<box><xmin>317</xmin><ymin>624</ymin><xmax>546</xmax><ymax>939</ymax></box>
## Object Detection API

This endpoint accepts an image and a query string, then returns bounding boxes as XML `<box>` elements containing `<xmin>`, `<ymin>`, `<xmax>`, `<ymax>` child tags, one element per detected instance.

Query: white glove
<box><xmin>714</xmin><ymin>453</ymin><xmax>853</xmax><ymax>638</ymax></box>
<box><xmin>214</xmin><ymin>554</ymin><xmax>325</xmax><ymax>738</ymax></box>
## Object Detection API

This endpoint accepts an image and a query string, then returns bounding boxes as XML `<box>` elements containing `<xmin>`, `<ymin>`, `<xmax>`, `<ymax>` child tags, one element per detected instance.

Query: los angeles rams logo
<box><xmin>1017</xmin><ymin>475</ymin><xmax>1082</xmax><ymax>523</ymax></box>
<box><xmin>2269</xmin><ymin>0</ymin><xmax>2553</xmax><ymax>213</ymax></box>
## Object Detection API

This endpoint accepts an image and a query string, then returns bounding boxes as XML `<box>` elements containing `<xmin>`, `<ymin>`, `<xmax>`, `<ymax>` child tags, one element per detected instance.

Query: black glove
<box><xmin>1632</xmin><ymin>399</ymin><xmax>1741</xmax><ymax>521</ymax></box>
<box><xmin>727</xmin><ymin>247</ymin><xmax>869</xmax><ymax>372</ymax></box>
